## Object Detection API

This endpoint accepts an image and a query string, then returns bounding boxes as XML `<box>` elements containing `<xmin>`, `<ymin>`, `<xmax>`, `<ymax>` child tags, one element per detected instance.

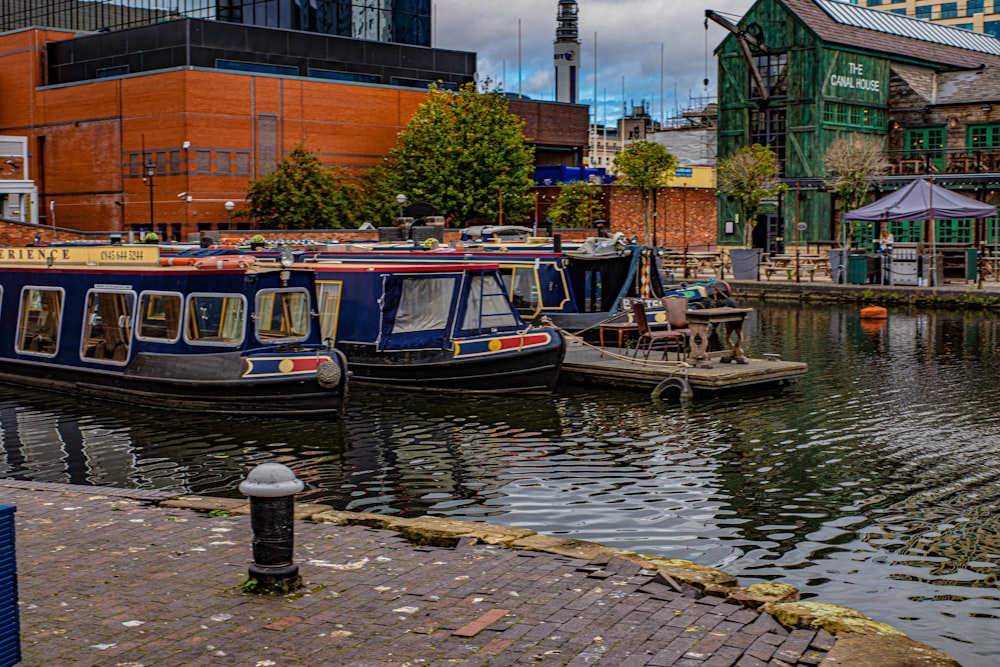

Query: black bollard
<box><xmin>239</xmin><ymin>463</ymin><xmax>304</xmax><ymax>595</ymax></box>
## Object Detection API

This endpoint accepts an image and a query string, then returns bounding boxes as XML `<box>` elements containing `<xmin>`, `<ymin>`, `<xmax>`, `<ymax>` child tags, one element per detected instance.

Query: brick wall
<box><xmin>607</xmin><ymin>186</ymin><xmax>717</xmax><ymax>249</ymax></box>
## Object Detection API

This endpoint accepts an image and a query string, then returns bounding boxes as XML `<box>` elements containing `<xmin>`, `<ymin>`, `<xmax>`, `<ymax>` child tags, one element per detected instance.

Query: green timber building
<box><xmin>714</xmin><ymin>0</ymin><xmax>1000</xmax><ymax>257</ymax></box>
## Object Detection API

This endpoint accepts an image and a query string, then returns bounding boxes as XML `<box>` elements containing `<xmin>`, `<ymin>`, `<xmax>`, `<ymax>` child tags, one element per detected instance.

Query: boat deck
<box><xmin>560</xmin><ymin>337</ymin><xmax>808</xmax><ymax>397</ymax></box>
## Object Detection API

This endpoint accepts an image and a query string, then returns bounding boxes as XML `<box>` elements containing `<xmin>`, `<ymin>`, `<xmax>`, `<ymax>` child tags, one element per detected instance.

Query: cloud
<box><xmin>432</xmin><ymin>0</ymin><xmax>755</xmax><ymax>122</ymax></box>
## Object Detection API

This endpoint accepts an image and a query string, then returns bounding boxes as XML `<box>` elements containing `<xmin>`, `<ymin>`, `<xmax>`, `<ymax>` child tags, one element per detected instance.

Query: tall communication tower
<box><xmin>554</xmin><ymin>0</ymin><xmax>581</xmax><ymax>104</ymax></box>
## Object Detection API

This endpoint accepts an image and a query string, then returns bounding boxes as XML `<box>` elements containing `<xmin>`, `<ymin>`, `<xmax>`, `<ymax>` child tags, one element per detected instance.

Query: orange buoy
<box><xmin>159</xmin><ymin>256</ymin><xmax>199</xmax><ymax>266</ymax></box>
<box><xmin>860</xmin><ymin>305</ymin><xmax>888</xmax><ymax>319</ymax></box>
<box><xmin>193</xmin><ymin>256</ymin><xmax>256</xmax><ymax>269</ymax></box>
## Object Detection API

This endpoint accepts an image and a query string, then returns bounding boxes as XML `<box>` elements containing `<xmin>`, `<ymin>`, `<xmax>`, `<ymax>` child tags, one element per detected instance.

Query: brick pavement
<box><xmin>0</xmin><ymin>481</ymin><xmax>950</xmax><ymax>667</ymax></box>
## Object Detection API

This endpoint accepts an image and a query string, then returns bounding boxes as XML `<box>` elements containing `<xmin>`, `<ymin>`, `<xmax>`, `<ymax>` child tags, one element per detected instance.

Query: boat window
<box><xmin>81</xmin><ymin>289</ymin><xmax>136</xmax><ymax>364</ymax></box>
<box><xmin>184</xmin><ymin>293</ymin><xmax>246</xmax><ymax>346</ymax></box>
<box><xmin>462</xmin><ymin>274</ymin><xmax>520</xmax><ymax>332</ymax></box>
<box><xmin>16</xmin><ymin>287</ymin><xmax>64</xmax><ymax>356</ymax></box>
<box><xmin>316</xmin><ymin>281</ymin><xmax>342</xmax><ymax>345</ymax></box>
<box><xmin>394</xmin><ymin>277</ymin><xmax>455</xmax><ymax>333</ymax></box>
<box><xmin>255</xmin><ymin>288</ymin><xmax>311</xmax><ymax>343</ymax></box>
<box><xmin>504</xmin><ymin>268</ymin><xmax>541</xmax><ymax>317</ymax></box>
<box><xmin>136</xmin><ymin>292</ymin><xmax>183</xmax><ymax>342</ymax></box>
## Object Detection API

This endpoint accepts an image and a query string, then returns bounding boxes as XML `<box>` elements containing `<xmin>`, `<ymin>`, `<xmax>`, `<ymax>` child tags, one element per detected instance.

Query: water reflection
<box><xmin>3</xmin><ymin>303</ymin><xmax>1000</xmax><ymax>663</ymax></box>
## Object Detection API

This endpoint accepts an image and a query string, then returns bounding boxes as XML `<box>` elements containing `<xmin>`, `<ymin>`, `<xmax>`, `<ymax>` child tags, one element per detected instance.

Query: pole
<box><xmin>682</xmin><ymin>185</ymin><xmax>688</xmax><ymax>279</ymax></box>
<box><xmin>499</xmin><ymin>189</ymin><xmax>503</xmax><ymax>225</ymax></box>
<box><xmin>795</xmin><ymin>180</ymin><xmax>800</xmax><ymax>283</ymax></box>
<box><xmin>929</xmin><ymin>175</ymin><xmax>936</xmax><ymax>287</ymax></box>
<box><xmin>146</xmin><ymin>160</ymin><xmax>155</xmax><ymax>230</ymax></box>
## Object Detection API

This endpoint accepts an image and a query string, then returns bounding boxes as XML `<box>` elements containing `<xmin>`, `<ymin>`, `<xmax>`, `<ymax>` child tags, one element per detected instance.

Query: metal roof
<box><xmin>817</xmin><ymin>0</ymin><xmax>1000</xmax><ymax>55</ymax></box>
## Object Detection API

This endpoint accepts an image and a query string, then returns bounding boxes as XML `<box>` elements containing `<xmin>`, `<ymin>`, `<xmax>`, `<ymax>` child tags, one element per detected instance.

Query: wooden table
<box><xmin>685</xmin><ymin>307</ymin><xmax>753</xmax><ymax>368</ymax></box>
<box><xmin>599</xmin><ymin>321</ymin><xmax>639</xmax><ymax>357</ymax></box>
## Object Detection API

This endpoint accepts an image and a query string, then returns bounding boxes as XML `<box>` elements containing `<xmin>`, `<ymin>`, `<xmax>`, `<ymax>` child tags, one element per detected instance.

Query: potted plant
<box><xmin>143</xmin><ymin>232</ymin><xmax>159</xmax><ymax>244</ymax></box>
<box><xmin>250</xmin><ymin>234</ymin><xmax>267</xmax><ymax>250</ymax></box>
<box><xmin>717</xmin><ymin>144</ymin><xmax>785</xmax><ymax>280</ymax></box>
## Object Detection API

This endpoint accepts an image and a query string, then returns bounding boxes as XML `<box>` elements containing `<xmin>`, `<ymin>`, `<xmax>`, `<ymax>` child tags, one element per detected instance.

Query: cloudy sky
<box><xmin>431</xmin><ymin>0</ymin><xmax>756</xmax><ymax>124</ymax></box>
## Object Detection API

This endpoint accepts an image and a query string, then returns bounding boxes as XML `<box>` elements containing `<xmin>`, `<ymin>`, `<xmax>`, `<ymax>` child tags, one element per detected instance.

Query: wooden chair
<box><xmin>662</xmin><ymin>296</ymin><xmax>692</xmax><ymax>360</ymax></box>
<box><xmin>631</xmin><ymin>300</ymin><xmax>687</xmax><ymax>360</ymax></box>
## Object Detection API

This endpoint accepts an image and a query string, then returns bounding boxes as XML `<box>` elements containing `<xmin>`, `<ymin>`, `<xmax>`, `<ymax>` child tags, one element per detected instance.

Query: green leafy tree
<box><xmin>384</xmin><ymin>82</ymin><xmax>535</xmax><ymax>226</ymax></box>
<box><xmin>244</xmin><ymin>144</ymin><xmax>360</xmax><ymax>229</ymax></box>
<box><xmin>717</xmin><ymin>143</ymin><xmax>785</xmax><ymax>247</ymax></box>
<box><xmin>547</xmin><ymin>182</ymin><xmax>605</xmax><ymax>228</ymax></box>
<box><xmin>823</xmin><ymin>134</ymin><xmax>889</xmax><ymax>247</ymax></box>
<box><xmin>612</xmin><ymin>140</ymin><xmax>678</xmax><ymax>242</ymax></box>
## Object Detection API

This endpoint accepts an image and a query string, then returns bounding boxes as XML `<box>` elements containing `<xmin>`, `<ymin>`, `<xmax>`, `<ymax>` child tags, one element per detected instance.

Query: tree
<box><xmin>823</xmin><ymin>134</ymin><xmax>890</xmax><ymax>247</ymax></box>
<box><xmin>612</xmin><ymin>140</ymin><xmax>677</xmax><ymax>242</ymax></box>
<box><xmin>244</xmin><ymin>144</ymin><xmax>360</xmax><ymax>229</ymax></box>
<box><xmin>384</xmin><ymin>81</ymin><xmax>536</xmax><ymax>226</ymax></box>
<box><xmin>717</xmin><ymin>143</ymin><xmax>785</xmax><ymax>247</ymax></box>
<box><xmin>546</xmin><ymin>182</ymin><xmax>605</xmax><ymax>228</ymax></box>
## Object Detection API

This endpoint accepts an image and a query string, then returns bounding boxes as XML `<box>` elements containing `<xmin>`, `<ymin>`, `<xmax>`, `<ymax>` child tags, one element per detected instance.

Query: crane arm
<box><xmin>705</xmin><ymin>9</ymin><xmax>769</xmax><ymax>102</ymax></box>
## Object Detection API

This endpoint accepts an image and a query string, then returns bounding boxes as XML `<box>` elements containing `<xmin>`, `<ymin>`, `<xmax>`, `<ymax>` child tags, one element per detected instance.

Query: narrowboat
<box><xmin>0</xmin><ymin>246</ymin><xmax>349</xmax><ymax>416</ymax></box>
<box><xmin>309</xmin><ymin>260</ymin><xmax>565</xmax><ymax>393</ymax></box>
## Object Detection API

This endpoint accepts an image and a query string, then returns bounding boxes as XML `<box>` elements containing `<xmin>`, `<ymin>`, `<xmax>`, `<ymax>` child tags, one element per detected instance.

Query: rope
<box><xmin>561</xmin><ymin>330</ymin><xmax>694</xmax><ymax>376</ymax></box>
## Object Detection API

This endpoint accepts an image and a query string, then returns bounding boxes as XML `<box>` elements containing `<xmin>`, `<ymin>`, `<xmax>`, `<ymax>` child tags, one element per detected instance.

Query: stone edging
<box><xmin>159</xmin><ymin>494</ymin><xmax>960</xmax><ymax>667</ymax></box>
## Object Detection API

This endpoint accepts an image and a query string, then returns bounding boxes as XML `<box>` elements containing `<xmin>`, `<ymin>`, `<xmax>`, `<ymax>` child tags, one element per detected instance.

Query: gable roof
<box><xmin>780</xmin><ymin>0</ymin><xmax>1000</xmax><ymax>69</ymax></box>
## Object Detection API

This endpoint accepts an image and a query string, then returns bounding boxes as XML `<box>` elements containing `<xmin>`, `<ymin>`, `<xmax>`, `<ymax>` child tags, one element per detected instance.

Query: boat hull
<box><xmin>340</xmin><ymin>331</ymin><xmax>565</xmax><ymax>393</ymax></box>
<box><xmin>0</xmin><ymin>350</ymin><xmax>349</xmax><ymax>417</ymax></box>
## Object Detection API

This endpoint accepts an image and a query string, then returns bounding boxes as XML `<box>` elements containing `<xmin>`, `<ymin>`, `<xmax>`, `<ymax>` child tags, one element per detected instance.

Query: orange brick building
<box><xmin>0</xmin><ymin>19</ymin><xmax>589</xmax><ymax>240</ymax></box>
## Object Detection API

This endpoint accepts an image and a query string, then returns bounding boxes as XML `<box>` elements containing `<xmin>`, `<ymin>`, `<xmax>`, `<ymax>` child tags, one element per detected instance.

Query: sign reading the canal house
<box><xmin>822</xmin><ymin>51</ymin><xmax>888</xmax><ymax>104</ymax></box>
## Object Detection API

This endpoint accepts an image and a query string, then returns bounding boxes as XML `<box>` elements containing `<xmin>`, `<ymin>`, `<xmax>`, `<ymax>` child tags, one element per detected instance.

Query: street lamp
<box><xmin>224</xmin><ymin>201</ymin><xmax>235</xmax><ymax>228</ymax></box>
<box><xmin>144</xmin><ymin>159</ymin><xmax>156</xmax><ymax>229</ymax></box>
<box><xmin>395</xmin><ymin>193</ymin><xmax>407</xmax><ymax>219</ymax></box>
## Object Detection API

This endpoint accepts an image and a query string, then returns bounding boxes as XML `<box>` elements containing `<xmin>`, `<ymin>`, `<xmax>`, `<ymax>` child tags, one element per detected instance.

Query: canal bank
<box><xmin>727</xmin><ymin>276</ymin><xmax>1000</xmax><ymax>308</ymax></box>
<box><xmin>0</xmin><ymin>479</ymin><xmax>958</xmax><ymax>666</ymax></box>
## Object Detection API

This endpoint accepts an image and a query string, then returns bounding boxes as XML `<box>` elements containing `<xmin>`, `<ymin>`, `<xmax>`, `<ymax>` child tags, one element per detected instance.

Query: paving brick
<box><xmin>0</xmin><ymin>481</ymin><xmax>841</xmax><ymax>667</ymax></box>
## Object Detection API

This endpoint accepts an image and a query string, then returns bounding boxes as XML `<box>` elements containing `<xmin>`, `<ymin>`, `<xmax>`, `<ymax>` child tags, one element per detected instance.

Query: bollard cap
<box><xmin>239</xmin><ymin>463</ymin><xmax>305</xmax><ymax>498</ymax></box>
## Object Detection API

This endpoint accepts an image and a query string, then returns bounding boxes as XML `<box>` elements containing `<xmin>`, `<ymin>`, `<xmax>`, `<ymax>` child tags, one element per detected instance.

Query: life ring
<box><xmin>210</xmin><ymin>244</ymin><xmax>239</xmax><ymax>250</ymax></box>
<box><xmin>193</xmin><ymin>256</ymin><xmax>256</xmax><ymax>269</ymax></box>
<box><xmin>159</xmin><ymin>256</ymin><xmax>199</xmax><ymax>266</ymax></box>
<box><xmin>860</xmin><ymin>305</ymin><xmax>888</xmax><ymax>319</ymax></box>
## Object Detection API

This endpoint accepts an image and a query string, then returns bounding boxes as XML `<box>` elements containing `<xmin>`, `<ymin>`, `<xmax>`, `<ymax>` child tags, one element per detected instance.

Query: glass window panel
<box><xmin>81</xmin><ymin>290</ymin><xmax>135</xmax><ymax>363</ymax></box>
<box><xmin>316</xmin><ymin>282</ymin><xmax>342</xmax><ymax>344</ymax></box>
<box><xmin>16</xmin><ymin>287</ymin><xmax>63</xmax><ymax>356</ymax></box>
<box><xmin>185</xmin><ymin>294</ymin><xmax>246</xmax><ymax>345</ymax></box>
<box><xmin>394</xmin><ymin>278</ymin><xmax>455</xmax><ymax>333</ymax></box>
<box><xmin>463</xmin><ymin>275</ymin><xmax>519</xmax><ymax>331</ymax></box>
<box><xmin>137</xmin><ymin>292</ymin><xmax>182</xmax><ymax>342</ymax></box>
<box><xmin>255</xmin><ymin>289</ymin><xmax>311</xmax><ymax>342</ymax></box>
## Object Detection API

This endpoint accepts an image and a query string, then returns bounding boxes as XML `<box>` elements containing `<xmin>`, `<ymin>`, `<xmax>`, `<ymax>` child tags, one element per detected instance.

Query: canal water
<box><xmin>1</xmin><ymin>301</ymin><xmax>999</xmax><ymax>665</ymax></box>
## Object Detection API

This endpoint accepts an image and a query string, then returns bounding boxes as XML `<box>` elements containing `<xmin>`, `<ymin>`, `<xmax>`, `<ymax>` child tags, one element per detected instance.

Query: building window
<box><xmin>906</xmin><ymin>127</ymin><xmax>945</xmax><ymax>171</ymax></box>
<box><xmin>986</xmin><ymin>20</ymin><xmax>1000</xmax><ymax>38</ymax></box>
<box><xmin>216</xmin><ymin>60</ymin><xmax>298</xmax><ymax>76</ymax></box>
<box><xmin>936</xmin><ymin>218</ymin><xmax>974</xmax><ymax>244</ymax></box>
<box><xmin>941</xmin><ymin>3</ymin><xmax>958</xmax><ymax>18</ymax></box>
<box><xmin>867</xmin><ymin>0</ymin><xmax>882</xmax><ymax>5</ymax></box>
<box><xmin>97</xmin><ymin>65</ymin><xmax>129</xmax><ymax>78</ymax></box>
<box><xmin>823</xmin><ymin>103</ymin><xmax>886</xmax><ymax>129</ymax></box>
<box><xmin>968</xmin><ymin>0</ymin><xmax>985</xmax><ymax>15</ymax></box>
<box><xmin>308</xmin><ymin>69</ymin><xmax>380</xmax><ymax>84</ymax></box>
<box><xmin>891</xmin><ymin>8</ymin><xmax>908</xmax><ymax>14</ymax></box>
<box><xmin>916</xmin><ymin>5</ymin><xmax>932</xmax><ymax>18</ymax></box>
<box><xmin>750</xmin><ymin>108</ymin><xmax>786</xmax><ymax>171</ymax></box>
<box><xmin>750</xmin><ymin>53</ymin><xmax>787</xmax><ymax>99</ymax></box>
<box><xmin>969</xmin><ymin>124</ymin><xmax>1000</xmax><ymax>150</ymax></box>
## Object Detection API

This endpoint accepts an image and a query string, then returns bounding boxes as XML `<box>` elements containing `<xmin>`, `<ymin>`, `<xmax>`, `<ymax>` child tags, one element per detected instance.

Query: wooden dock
<box><xmin>559</xmin><ymin>338</ymin><xmax>808</xmax><ymax>399</ymax></box>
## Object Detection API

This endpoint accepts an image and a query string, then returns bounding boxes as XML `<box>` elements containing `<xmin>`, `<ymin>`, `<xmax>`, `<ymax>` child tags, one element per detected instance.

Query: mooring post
<box><xmin>239</xmin><ymin>462</ymin><xmax>304</xmax><ymax>595</ymax></box>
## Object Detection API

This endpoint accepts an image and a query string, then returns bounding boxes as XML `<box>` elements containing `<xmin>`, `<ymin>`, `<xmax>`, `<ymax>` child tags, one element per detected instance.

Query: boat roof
<box><xmin>308</xmin><ymin>261</ymin><xmax>501</xmax><ymax>273</ymax></box>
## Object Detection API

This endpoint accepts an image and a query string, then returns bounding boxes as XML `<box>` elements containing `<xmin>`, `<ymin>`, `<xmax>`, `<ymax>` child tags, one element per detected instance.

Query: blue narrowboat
<box><xmin>0</xmin><ymin>246</ymin><xmax>348</xmax><ymax>416</ymax></box>
<box><xmin>309</xmin><ymin>260</ymin><xmax>565</xmax><ymax>393</ymax></box>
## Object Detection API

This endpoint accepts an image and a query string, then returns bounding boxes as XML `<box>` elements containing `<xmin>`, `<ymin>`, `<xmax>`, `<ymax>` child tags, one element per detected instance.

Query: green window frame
<box><xmin>968</xmin><ymin>124</ymin><xmax>1000</xmax><ymax>148</ymax></box>
<box><xmin>906</xmin><ymin>127</ymin><xmax>945</xmax><ymax>171</ymax></box>
<box><xmin>936</xmin><ymin>218</ymin><xmax>974</xmax><ymax>244</ymax></box>
<box><xmin>887</xmin><ymin>221</ymin><xmax>923</xmax><ymax>244</ymax></box>
<box><xmin>822</xmin><ymin>103</ymin><xmax>886</xmax><ymax>130</ymax></box>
